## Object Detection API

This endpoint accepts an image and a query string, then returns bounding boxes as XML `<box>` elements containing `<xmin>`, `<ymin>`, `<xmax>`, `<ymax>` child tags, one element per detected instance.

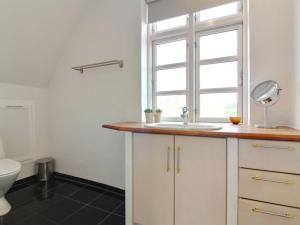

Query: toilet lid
<box><xmin>0</xmin><ymin>159</ymin><xmax>21</xmax><ymax>176</ymax></box>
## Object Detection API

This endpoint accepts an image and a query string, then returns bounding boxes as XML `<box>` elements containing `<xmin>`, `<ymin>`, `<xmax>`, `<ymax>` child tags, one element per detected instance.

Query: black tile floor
<box><xmin>0</xmin><ymin>178</ymin><xmax>125</xmax><ymax>225</ymax></box>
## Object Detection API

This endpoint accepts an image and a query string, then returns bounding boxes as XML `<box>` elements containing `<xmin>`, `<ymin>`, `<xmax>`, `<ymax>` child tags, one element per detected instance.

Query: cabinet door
<box><xmin>133</xmin><ymin>133</ymin><xmax>174</xmax><ymax>225</ymax></box>
<box><xmin>175</xmin><ymin>136</ymin><xmax>227</xmax><ymax>225</ymax></box>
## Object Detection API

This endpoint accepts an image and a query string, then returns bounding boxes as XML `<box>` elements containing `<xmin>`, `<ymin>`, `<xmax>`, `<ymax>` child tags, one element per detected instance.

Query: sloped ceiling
<box><xmin>0</xmin><ymin>0</ymin><xmax>88</xmax><ymax>87</ymax></box>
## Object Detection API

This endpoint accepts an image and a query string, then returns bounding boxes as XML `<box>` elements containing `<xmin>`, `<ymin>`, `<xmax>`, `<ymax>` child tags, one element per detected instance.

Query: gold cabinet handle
<box><xmin>252</xmin><ymin>208</ymin><xmax>294</xmax><ymax>219</ymax></box>
<box><xmin>176</xmin><ymin>146</ymin><xmax>181</xmax><ymax>174</ymax></box>
<box><xmin>252</xmin><ymin>144</ymin><xmax>295</xmax><ymax>150</ymax></box>
<box><xmin>252</xmin><ymin>176</ymin><xmax>294</xmax><ymax>185</ymax></box>
<box><xmin>166</xmin><ymin>146</ymin><xmax>171</xmax><ymax>172</ymax></box>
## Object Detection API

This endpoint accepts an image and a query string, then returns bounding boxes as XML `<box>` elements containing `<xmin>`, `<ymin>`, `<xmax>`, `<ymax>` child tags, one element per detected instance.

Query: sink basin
<box><xmin>144</xmin><ymin>123</ymin><xmax>222</xmax><ymax>130</ymax></box>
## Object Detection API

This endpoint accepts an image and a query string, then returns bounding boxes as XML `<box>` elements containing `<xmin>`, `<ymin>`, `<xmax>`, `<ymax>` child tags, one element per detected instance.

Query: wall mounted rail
<box><xmin>72</xmin><ymin>60</ymin><xmax>123</xmax><ymax>74</ymax></box>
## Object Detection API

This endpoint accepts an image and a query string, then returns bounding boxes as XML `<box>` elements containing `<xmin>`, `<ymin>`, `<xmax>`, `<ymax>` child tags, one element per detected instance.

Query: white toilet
<box><xmin>0</xmin><ymin>138</ymin><xmax>21</xmax><ymax>216</ymax></box>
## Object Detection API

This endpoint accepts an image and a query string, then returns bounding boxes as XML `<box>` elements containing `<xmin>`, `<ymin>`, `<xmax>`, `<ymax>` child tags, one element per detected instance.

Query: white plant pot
<box><xmin>154</xmin><ymin>112</ymin><xmax>162</xmax><ymax>123</ymax></box>
<box><xmin>145</xmin><ymin>112</ymin><xmax>154</xmax><ymax>124</ymax></box>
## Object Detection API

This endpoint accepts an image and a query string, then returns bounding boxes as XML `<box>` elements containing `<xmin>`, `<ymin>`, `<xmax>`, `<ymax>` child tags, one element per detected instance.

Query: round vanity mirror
<box><xmin>251</xmin><ymin>80</ymin><xmax>282</xmax><ymax>128</ymax></box>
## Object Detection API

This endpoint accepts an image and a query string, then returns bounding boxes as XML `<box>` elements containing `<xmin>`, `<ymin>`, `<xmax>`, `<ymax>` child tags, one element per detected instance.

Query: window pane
<box><xmin>155</xmin><ymin>15</ymin><xmax>188</xmax><ymax>32</ymax></box>
<box><xmin>200</xmin><ymin>62</ymin><xmax>238</xmax><ymax>89</ymax></box>
<box><xmin>157</xmin><ymin>67</ymin><xmax>186</xmax><ymax>92</ymax></box>
<box><xmin>156</xmin><ymin>40</ymin><xmax>186</xmax><ymax>66</ymax></box>
<box><xmin>200</xmin><ymin>30</ymin><xmax>237</xmax><ymax>60</ymax></box>
<box><xmin>157</xmin><ymin>95</ymin><xmax>186</xmax><ymax>118</ymax></box>
<box><xmin>200</xmin><ymin>93</ymin><xmax>237</xmax><ymax>118</ymax></box>
<box><xmin>199</xmin><ymin>2</ymin><xmax>240</xmax><ymax>22</ymax></box>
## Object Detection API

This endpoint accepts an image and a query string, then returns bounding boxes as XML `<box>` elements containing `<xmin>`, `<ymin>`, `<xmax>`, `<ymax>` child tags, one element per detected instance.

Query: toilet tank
<box><xmin>0</xmin><ymin>137</ymin><xmax>5</xmax><ymax>158</ymax></box>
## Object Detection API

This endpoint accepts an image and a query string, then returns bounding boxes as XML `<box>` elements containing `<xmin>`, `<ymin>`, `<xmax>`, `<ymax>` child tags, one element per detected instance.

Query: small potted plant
<box><xmin>144</xmin><ymin>108</ymin><xmax>154</xmax><ymax>123</ymax></box>
<box><xmin>154</xmin><ymin>109</ymin><xmax>162</xmax><ymax>123</ymax></box>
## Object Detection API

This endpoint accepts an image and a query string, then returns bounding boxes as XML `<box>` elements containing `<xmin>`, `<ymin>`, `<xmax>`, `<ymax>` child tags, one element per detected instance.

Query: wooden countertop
<box><xmin>102</xmin><ymin>122</ymin><xmax>300</xmax><ymax>142</ymax></box>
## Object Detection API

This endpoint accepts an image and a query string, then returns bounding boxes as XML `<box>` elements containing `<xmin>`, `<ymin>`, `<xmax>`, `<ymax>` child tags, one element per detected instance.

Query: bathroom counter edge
<box><xmin>102</xmin><ymin>122</ymin><xmax>300</xmax><ymax>142</ymax></box>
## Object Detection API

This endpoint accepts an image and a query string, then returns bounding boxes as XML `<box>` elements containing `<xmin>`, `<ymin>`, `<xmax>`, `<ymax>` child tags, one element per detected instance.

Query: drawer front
<box><xmin>239</xmin><ymin>169</ymin><xmax>300</xmax><ymax>208</ymax></box>
<box><xmin>239</xmin><ymin>139</ymin><xmax>300</xmax><ymax>173</ymax></box>
<box><xmin>239</xmin><ymin>199</ymin><xmax>300</xmax><ymax>225</ymax></box>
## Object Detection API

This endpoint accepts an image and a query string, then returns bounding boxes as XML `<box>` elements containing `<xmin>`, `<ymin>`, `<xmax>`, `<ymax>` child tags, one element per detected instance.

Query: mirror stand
<box><xmin>255</xmin><ymin>106</ymin><xmax>277</xmax><ymax>129</ymax></box>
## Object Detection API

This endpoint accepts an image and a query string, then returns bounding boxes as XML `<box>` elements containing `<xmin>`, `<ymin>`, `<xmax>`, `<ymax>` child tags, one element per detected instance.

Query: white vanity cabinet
<box><xmin>133</xmin><ymin>134</ymin><xmax>174</xmax><ymax>225</ymax></box>
<box><xmin>133</xmin><ymin>133</ymin><xmax>227</xmax><ymax>225</ymax></box>
<box><xmin>103</xmin><ymin>122</ymin><xmax>300</xmax><ymax>225</ymax></box>
<box><xmin>174</xmin><ymin>136</ymin><xmax>227</xmax><ymax>225</ymax></box>
<box><xmin>238</xmin><ymin>139</ymin><xmax>300</xmax><ymax>225</ymax></box>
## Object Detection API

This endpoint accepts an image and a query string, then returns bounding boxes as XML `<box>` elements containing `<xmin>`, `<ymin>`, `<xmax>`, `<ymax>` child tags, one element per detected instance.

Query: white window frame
<box><xmin>148</xmin><ymin>1</ymin><xmax>246</xmax><ymax>123</ymax></box>
<box><xmin>152</xmin><ymin>34</ymin><xmax>189</xmax><ymax>121</ymax></box>
<box><xmin>195</xmin><ymin>24</ymin><xmax>243</xmax><ymax>122</ymax></box>
<box><xmin>152</xmin><ymin>15</ymin><xmax>189</xmax><ymax>35</ymax></box>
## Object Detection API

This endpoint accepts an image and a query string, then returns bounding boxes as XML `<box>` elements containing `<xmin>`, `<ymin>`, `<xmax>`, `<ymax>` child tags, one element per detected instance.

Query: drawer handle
<box><xmin>252</xmin><ymin>176</ymin><xmax>294</xmax><ymax>185</ymax></box>
<box><xmin>166</xmin><ymin>146</ymin><xmax>171</xmax><ymax>173</ymax></box>
<box><xmin>176</xmin><ymin>146</ymin><xmax>181</xmax><ymax>174</ymax></box>
<box><xmin>252</xmin><ymin>144</ymin><xmax>295</xmax><ymax>150</ymax></box>
<box><xmin>252</xmin><ymin>208</ymin><xmax>294</xmax><ymax>219</ymax></box>
<box><xmin>6</xmin><ymin>105</ymin><xmax>24</xmax><ymax>108</ymax></box>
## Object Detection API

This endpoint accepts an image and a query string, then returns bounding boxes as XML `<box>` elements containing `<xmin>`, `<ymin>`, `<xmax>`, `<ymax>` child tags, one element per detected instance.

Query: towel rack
<box><xmin>72</xmin><ymin>60</ymin><xmax>123</xmax><ymax>74</ymax></box>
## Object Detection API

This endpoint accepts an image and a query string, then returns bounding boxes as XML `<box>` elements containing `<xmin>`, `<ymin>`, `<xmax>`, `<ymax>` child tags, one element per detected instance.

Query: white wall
<box><xmin>248</xmin><ymin>0</ymin><xmax>293</xmax><ymax>126</ymax></box>
<box><xmin>0</xmin><ymin>83</ymin><xmax>49</xmax><ymax>179</ymax></box>
<box><xmin>0</xmin><ymin>0</ymin><xmax>86</xmax><ymax>87</ymax></box>
<box><xmin>291</xmin><ymin>0</ymin><xmax>300</xmax><ymax>128</ymax></box>
<box><xmin>49</xmin><ymin>0</ymin><xmax>142</xmax><ymax>189</ymax></box>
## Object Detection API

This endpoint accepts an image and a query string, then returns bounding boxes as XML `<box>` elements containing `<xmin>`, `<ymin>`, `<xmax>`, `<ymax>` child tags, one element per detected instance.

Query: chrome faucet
<box><xmin>181</xmin><ymin>107</ymin><xmax>189</xmax><ymax>125</ymax></box>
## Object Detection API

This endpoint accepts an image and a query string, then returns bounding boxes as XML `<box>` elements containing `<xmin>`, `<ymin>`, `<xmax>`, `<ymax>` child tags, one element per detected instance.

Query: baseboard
<box><xmin>53</xmin><ymin>172</ymin><xmax>125</xmax><ymax>196</ymax></box>
<box><xmin>14</xmin><ymin>175</ymin><xmax>36</xmax><ymax>186</ymax></box>
<box><xmin>10</xmin><ymin>175</ymin><xmax>36</xmax><ymax>192</ymax></box>
<box><xmin>11</xmin><ymin>172</ymin><xmax>125</xmax><ymax>196</ymax></box>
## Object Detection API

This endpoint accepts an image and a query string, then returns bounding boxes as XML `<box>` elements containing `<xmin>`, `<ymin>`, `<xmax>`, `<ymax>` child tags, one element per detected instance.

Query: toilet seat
<box><xmin>0</xmin><ymin>159</ymin><xmax>21</xmax><ymax>176</ymax></box>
